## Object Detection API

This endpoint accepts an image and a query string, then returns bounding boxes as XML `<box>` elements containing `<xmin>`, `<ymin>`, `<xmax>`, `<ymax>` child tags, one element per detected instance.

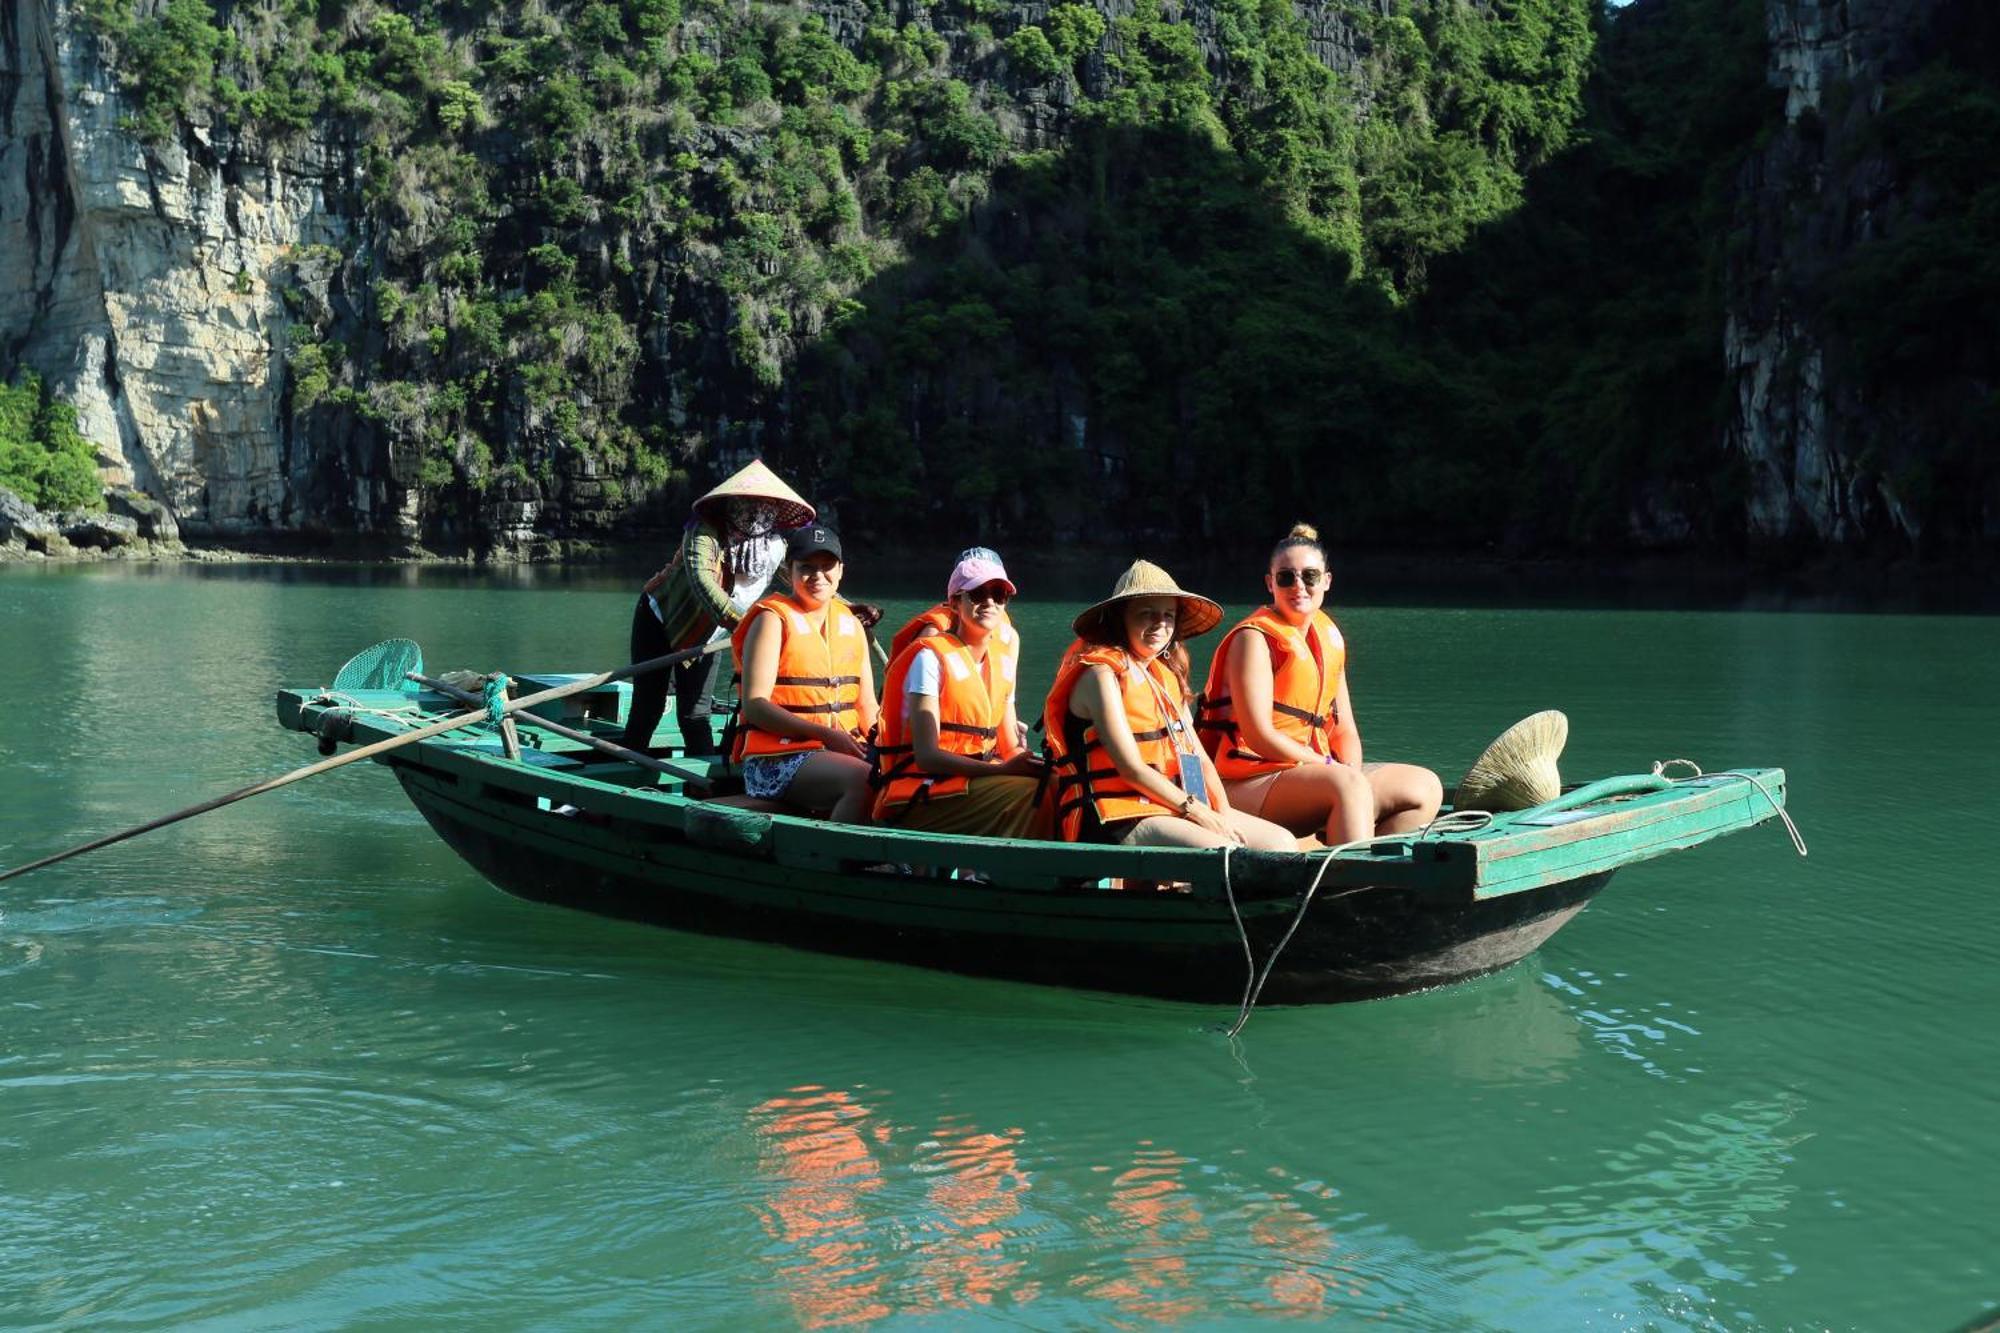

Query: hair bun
<box><xmin>1288</xmin><ymin>522</ymin><xmax>1319</xmax><ymax>543</ymax></box>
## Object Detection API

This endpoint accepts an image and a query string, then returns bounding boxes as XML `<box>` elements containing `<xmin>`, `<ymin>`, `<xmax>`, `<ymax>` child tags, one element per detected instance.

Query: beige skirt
<box><xmin>884</xmin><ymin>775</ymin><xmax>1044</xmax><ymax>839</ymax></box>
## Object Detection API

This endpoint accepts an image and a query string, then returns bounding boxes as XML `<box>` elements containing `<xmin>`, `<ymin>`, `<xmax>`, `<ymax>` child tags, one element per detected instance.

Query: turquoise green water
<box><xmin>1</xmin><ymin>563</ymin><xmax>1994</xmax><ymax>1330</ymax></box>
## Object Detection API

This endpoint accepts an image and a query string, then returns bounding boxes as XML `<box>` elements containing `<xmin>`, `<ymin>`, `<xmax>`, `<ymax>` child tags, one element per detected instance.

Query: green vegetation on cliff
<box><xmin>0</xmin><ymin>374</ymin><xmax>103</xmax><ymax>512</ymax></box>
<box><xmin>74</xmin><ymin>0</ymin><xmax>1991</xmax><ymax>556</ymax></box>
<box><xmin>71</xmin><ymin>0</ymin><xmax>1609</xmax><ymax>551</ymax></box>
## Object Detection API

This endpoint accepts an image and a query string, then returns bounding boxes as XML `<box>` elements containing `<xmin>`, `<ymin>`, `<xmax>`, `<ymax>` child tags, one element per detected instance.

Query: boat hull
<box><xmin>400</xmin><ymin>766</ymin><xmax>1608</xmax><ymax>1004</ymax></box>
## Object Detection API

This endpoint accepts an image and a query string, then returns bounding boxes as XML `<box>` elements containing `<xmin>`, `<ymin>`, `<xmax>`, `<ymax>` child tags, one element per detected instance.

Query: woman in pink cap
<box><xmin>868</xmin><ymin>553</ymin><xmax>1046</xmax><ymax>837</ymax></box>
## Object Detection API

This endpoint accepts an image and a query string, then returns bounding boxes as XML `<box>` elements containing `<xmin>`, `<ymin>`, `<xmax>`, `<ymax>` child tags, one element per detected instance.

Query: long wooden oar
<box><xmin>406</xmin><ymin>670</ymin><xmax>715</xmax><ymax>793</ymax></box>
<box><xmin>0</xmin><ymin>640</ymin><xmax>728</xmax><ymax>884</ymax></box>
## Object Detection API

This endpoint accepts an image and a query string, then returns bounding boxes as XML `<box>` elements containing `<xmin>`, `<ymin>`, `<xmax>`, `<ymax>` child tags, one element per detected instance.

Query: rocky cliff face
<box><xmin>8</xmin><ymin>0</ymin><xmax>1979</xmax><ymax>559</ymax></box>
<box><xmin>1</xmin><ymin>0</ymin><xmax>1397</xmax><ymax>555</ymax></box>
<box><xmin>0</xmin><ymin>0</ymin><xmax>372</xmax><ymax>541</ymax></box>
<box><xmin>1724</xmin><ymin>0</ymin><xmax>1990</xmax><ymax>553</ymax></box>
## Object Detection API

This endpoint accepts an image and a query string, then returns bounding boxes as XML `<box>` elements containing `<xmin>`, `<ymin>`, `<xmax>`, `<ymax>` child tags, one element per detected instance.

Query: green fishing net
<box><xmin>332</xmin><ymin>639</ymin><xmax>425</xmax><ymax>692</ymax></box>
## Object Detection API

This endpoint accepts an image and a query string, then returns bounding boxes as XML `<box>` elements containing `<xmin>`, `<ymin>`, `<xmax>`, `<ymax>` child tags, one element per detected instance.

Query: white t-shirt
<box><xmin>904</xmin><ymin>646</ymin><xmax>942</xmax><ymax>698</ymax></box>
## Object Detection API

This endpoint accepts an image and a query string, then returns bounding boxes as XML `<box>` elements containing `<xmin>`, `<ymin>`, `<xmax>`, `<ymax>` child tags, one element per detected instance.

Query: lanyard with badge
<box><xmin>1131</xmin><ymin>657</ymin><xmax>1208</xmax><ymax>807</ymax></box>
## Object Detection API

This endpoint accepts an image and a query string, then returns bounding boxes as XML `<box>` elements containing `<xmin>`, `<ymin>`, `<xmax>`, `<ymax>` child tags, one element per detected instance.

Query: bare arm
<box><xmin>855</xmin><ymin>645</ymin><xmax>878</xmax><ymax>736</ymax></box>
<box><xmin>1332</xmin><ymin>669</ymin><xmax>1362</xmax><ymax>765</ymax></box>
<box><xmin>1194</xmin><ymin>744</ymin><xmax>1234</xmax><ymax>816</ymax></box>
<box><xmin>1227</xmin><ymin>631</ymin><xmax>1323</xmax><ymax>766</ymax></box>
<box><xmin>996</xmin><ymin>690</ymin><xmax>1024</xmax><ymax>761</ymax></box>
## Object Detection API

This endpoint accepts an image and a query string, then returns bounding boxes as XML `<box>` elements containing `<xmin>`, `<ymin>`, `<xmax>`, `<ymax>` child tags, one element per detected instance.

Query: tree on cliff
<box><xmin>0</xmin><ymin>375</ymin><xmax>103</xmax><ymax>513</ymax></box>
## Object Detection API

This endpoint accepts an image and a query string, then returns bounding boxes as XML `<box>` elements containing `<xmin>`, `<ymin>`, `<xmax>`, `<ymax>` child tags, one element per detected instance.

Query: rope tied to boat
<box><xmin>1221</xmin><ymin>842</ymin><xmax>1352</xmax><ymax>1038</ymax></box>
<box><xmin>1218</xmin><ymin>808</ymin><xmax>1534</xmax><ymax>1037</ymax></box>
<box><xmin>1651</xmin><ymin>759</ymin><xmax>1808</xmax><ymax>857</ymax></box>
<box><xmin>482</xmin><ymin>674</ymin><xmax>511</xmax><ymax>725</ymax></box>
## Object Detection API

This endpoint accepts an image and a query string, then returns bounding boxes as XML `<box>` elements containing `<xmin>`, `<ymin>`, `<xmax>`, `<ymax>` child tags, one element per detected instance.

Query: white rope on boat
<box><xmin>1217</xmin><ymin>773</ymin><xmax>1793</xmax><ymax>1037</ymax></box>
<box><xmin>308</xmin><ymin>691</ymin><xmax>427</xmax><ymax>729</ymax></box>
<box><xmin>1651</xmin><ymin>758</ymin><xmax>1808</xmax><ymax>857</ymax></box>
<box><xmin>1222</xmin><ymin>819</ymin><xmax>1474</xmax><ymax>1039</ymax></box>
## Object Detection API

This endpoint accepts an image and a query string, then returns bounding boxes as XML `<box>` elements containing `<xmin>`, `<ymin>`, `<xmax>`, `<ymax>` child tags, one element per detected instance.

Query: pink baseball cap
<box><xmin>947</xmin><ymin>554</ymin><xmax>1015</xmax><ymax>600</ymax></box>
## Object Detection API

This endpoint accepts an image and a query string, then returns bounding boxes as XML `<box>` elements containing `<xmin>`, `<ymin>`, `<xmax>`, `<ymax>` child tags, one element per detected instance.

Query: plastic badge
<box><xmin>1177</xmin><ymin>752</ymin><xmax>1209</xmax><ymax>805</ymax></box>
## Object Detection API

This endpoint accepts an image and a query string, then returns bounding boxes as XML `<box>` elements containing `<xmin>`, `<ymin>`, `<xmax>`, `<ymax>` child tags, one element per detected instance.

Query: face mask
<box><xmin>729</xmin><ymin>500</ymin><xmax>782</xmax><ymax>537</ymax></box>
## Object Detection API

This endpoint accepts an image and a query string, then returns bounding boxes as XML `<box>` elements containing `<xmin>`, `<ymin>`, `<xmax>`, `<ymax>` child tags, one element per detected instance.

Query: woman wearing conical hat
<box><xmin>1042</xmin><ymin>561</ymin><xmax>1294</xmax><ymax>851</ymax></box>
<box><xmin>621</xmin><ymin>460</ymin><xmax>814</xmax><ymax>755</ymax></box>
<box><xmin>1194</xmin><ymin>523</ymin><xmax>1441</xmax><ymax>845</ymax></box>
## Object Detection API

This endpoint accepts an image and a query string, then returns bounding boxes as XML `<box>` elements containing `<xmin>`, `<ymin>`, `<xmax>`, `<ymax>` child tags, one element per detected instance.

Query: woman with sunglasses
<box><xmin>1196</xmin><ymin>523</ymin><xmax>1442</xmax><ymax>847</ymax></box>
<box><xmin>870</xmin><ymin>553</ymin><xmax>1046</xmax><ymax>835</ymax></box>
<box><xmin>888</xmin><ymin>547</ymin><xmax>1027</xmax><ymax>752</ymax></box>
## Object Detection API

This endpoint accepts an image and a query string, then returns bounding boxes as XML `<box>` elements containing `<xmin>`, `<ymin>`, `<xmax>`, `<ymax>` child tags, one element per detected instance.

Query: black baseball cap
<box><xmin>786</xmin><ymin>525</ymin><xmax>843</xmax><ymax>561</ymax></box>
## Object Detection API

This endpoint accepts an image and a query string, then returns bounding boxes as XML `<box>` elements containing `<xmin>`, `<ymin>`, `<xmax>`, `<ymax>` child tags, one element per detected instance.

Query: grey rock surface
<box><xmin>0</xmin><ymin>485</ymin><xmax>62</xmax><ymax>550</ymax></box>
<box><xmin>57</xmin><ymin>509</ymin><xmax>140</xmax><ymax>548</ymax></box>
<box><xmin>107</xmin><ymin>485</ymin><xmax>180</xmax><ymax>542</ymax></box>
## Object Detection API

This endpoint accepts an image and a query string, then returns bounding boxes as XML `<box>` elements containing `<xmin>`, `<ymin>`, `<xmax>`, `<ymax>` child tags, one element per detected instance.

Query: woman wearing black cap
<box><xmin>726</xmin><ymin>526</ymin><xmax>878</xmax><ymax>822</ymax></box>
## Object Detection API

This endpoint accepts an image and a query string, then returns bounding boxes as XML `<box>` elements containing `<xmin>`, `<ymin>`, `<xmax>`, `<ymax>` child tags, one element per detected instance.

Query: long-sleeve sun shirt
<box><xmin>644</xmin><ymin>522</ymin><xmax>738</xmax><ymax>651</ymax></box>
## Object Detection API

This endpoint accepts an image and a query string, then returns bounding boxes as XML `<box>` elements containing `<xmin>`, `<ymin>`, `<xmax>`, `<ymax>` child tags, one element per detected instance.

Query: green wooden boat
<box><xmin>275</xmin><ymin>662</ymin><xmax>1791</xmax><ymax>1005</ymax></box>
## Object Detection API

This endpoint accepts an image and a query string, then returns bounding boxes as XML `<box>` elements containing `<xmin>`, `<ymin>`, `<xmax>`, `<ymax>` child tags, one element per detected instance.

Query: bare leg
<box><xmin>1232</xmin><ymin>763</ymin><xmax>1374</xmax><ymax>846</ymax></box>
<box><xmin>1118</xmin><ymin>810</ymin><xmax>1295</xmax><ymax>851</ymax></box>
<box><xmin>1364</xmin><ymin>762</ymin><xmax>1444</xmax><ymax>835</ymax></box>
<box><xmin>785</xmin><ymin>751</ymin><xmax>876</xmax><ymax>824</ymax></box>
<box><xmin>703</xmin><ymin>794</ymin><xmax>791</xmax><ymax>815</ymax></box>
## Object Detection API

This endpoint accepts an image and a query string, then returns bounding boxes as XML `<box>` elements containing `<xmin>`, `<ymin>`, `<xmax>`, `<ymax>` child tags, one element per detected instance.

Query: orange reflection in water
<box><xmin>749</xmin><ymin>1086</ymin><xmax>891</xmax><ymax>1329</ymax></box>
<box><xmin>1076</xmin><ymin>1143</ymin><xmax>1211</xmax><ymax>1323</ymax></box>
<box><xmin>1247</xmin><ymin>1193</ymin><xmax>1338</xmax><ymax>1315</ymax></box>
<box><xmin>907</xmin><ymin>1121</ymin><xmax>1039</xmax><ymax>1312</ymax></box>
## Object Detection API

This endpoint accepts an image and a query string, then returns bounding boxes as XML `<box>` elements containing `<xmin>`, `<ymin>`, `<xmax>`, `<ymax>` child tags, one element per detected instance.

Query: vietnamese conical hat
<box><xmin>1072</xmin><ymin>560</ymin><xmax>1225</xmax><ymax>640</ymax></box>
<box><xmin>693</xmin><ymin>459</ymin><xmax>815</xmax><ymax>530</ymax></box>
<box><xmin>1455</xmin><ymin>710</ymin><xmax>1569</xmax><ymax>812</ymax></box>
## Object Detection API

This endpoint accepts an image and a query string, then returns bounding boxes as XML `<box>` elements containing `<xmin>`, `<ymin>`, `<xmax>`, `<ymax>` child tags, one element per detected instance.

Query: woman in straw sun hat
<box><xmin>621</xmin><ymin>459</ymin><xmax>815</xmax><ymax>755</ymax></box>
<box><xmin>1042</xmin><ymin>561</ymin><xmax>1294</xmax><ymax>851</ymax></box>
<box><xmin>1195</xmin><ymin>523</ymin><xmax>1441</xmax><ymax>846</ymax></box>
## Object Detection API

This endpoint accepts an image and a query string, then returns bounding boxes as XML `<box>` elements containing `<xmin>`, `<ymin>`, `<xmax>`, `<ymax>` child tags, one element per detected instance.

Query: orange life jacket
<box><xmin>890</xmin><ymin>605</ymin><xmax>1020</xmax><ymax>693</ymax></box>
<box><xmin>729</xmin><ymin>593</ymin><xmax>868</xmax><ymax>760</ymax></box>
<box><xmin>1196</xmin><ymin>607</ymin><xmax>1354</xmax><ymax>775</ymax></box>
<box><xmin>871</xmin><ymin>634</ymin><xmax>1017</xmax><ymax>817</ymax></box>
<box><xmin>1042</xmin><ymin>646</ymin><xmax>1209</xmax><ymax>841</ymax></box>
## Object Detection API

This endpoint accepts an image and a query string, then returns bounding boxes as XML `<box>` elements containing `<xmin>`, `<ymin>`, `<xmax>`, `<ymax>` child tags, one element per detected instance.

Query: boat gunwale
<box><xmin>277</xmin><ymin>685</ymin><xmax>1786</xmax><ymax>907</ymax></box>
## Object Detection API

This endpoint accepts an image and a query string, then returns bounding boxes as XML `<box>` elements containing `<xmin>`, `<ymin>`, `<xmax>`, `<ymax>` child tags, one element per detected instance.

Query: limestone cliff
<box><xmin>0</xmin><ymin>0</ymin><xmax>370</xmax><ymax>541</ymax></box>
<box><xmin>2</xmin><ymin>0</ymin><xmax>1407</xmax><ymax>555</ymax></box>
<box><xmin>6</xmin><ymin>0</ymin><xmax>1982</xmax><ymax>559</ymax></box>
<box><xmin>1724</xmin><ymin>0</ymin><xmax>1996</xmax><ymax>554</ymax></box>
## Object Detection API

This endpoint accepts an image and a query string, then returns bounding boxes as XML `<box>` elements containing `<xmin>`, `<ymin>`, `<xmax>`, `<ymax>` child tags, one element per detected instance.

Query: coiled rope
<box><xmin>305</xmin><ymin>691</ymin><xmax>424</xmax><ymax>728</ymax></box>
<box><xmin>482</xmin><ymin>674</ymin><xmax>512</xmax><ymax>725</ymax></box>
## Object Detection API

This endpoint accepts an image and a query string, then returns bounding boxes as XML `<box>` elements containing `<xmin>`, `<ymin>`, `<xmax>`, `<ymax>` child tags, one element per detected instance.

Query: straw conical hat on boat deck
<box><xmin>692</xmin><ymin>459</ymin><xmax>815</xmax><ymax>530</ymax></box>
<box><xmin>1455</xmin><ymin>710</ymin><xmax>1568</xmax><ymax>812</ymax></box>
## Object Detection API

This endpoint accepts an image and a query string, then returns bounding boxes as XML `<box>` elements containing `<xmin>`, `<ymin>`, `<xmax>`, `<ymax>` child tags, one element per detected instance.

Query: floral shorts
<box><xmin>742</xmin><ymin>752</ymin><xmax>810</xmax><ymax>800</ymax></box>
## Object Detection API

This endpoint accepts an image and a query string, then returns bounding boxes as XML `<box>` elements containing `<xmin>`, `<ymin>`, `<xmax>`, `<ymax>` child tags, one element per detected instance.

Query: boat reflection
<box><xmin>907</xmin><ymin>1120</ymin><xmax>1036</xmax><ymax>1311</ymax></box>
<box><xmin>748</xmin><ymin>1086</ymin><xmax>891</xmax><ymax>1328</ymax></box>
<box><xmin>1072</xmin><ymin>1143</ymin><xmax>1210</xmax><ymax>1322</ymax></box>
<box><xmin>748</xmin><ymin>1087</ymin><xmax>1368</xmax><ymax>1325</ymax></box>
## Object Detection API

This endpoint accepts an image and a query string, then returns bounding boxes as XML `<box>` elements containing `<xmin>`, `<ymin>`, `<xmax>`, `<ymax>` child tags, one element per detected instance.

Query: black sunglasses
<box><xmin>1273</xmin><ymin>568</ymin><xmax>1326</xmax><ymax>589</ymax></box>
